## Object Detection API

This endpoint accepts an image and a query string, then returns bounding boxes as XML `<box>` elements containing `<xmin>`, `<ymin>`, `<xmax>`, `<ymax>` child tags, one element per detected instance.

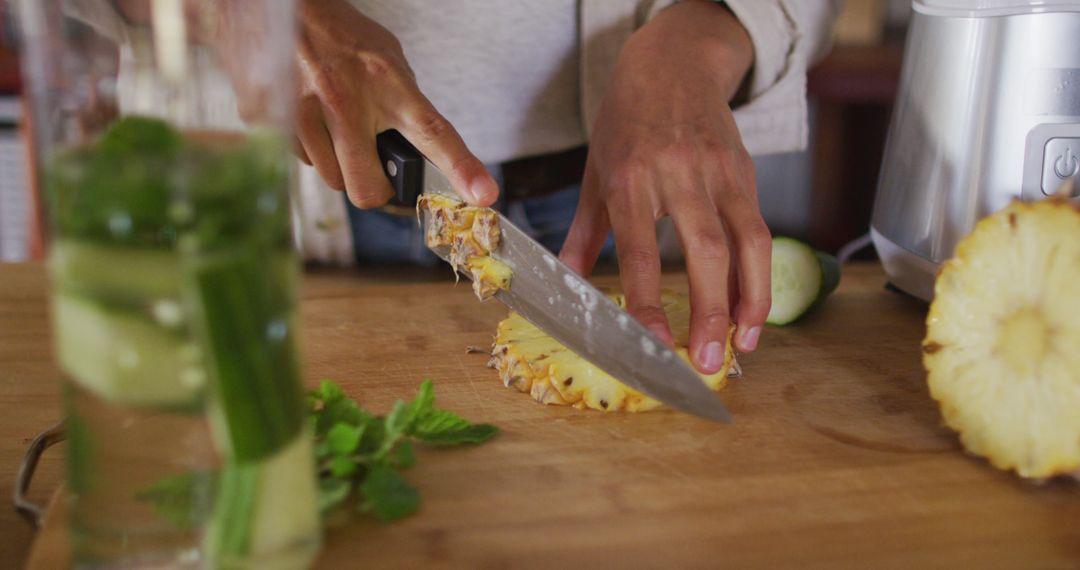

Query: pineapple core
<box><xmin>419</xmin><ymin>194</ymin><xmax>512</xmax><ymax>300</ymax></box>
<box><xmin>489</xmin><ymin>289</ymin><xmax>738</xmax><ymax>412</ymax></box>
<box><xmin>924</xmin><ymin>197</ymin><xmax>1080</xmax><ymax>479</ymax></box>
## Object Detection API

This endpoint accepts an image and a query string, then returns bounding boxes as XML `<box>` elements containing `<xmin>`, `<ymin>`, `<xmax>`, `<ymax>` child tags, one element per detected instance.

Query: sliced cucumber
<box><xmin>767</xmin><ymin>237</ymin><xmax>840</xmax><ymax>325</ymax></box>
<box><xmin>51</xmin><ymin>240</ymin><xmax>181</xmax><ymax>300</ymax></box>
<box><xmin>52</xmin><ymin>292</ymin><xmax>205</xmax><ymax>408</ymax></box>
<box><xmin>205</xmin><ymin>432</ymin><xmax>320</xmax><ymax>569</ymax></box>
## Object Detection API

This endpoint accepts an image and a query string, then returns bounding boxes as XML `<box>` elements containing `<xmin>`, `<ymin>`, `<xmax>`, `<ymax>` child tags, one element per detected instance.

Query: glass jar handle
<box><xmin>14</xmin><ymin>420</ymin><xmax>66</xmax><ymax>528</ymax></box>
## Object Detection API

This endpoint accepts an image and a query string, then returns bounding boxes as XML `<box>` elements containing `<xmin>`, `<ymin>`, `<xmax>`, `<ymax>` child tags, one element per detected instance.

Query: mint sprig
<box><xmin>308</xmin><ymin>379</ymin><xmax>498</xmax><ymax>521</ymax></box>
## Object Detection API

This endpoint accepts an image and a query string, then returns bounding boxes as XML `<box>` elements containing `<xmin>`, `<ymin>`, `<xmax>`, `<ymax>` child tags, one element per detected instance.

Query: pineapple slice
<box><xmin>924</xmin><ymin>197</ymin><xmax>1080</xmax><ymax>479</ymax></box>
<box><xmin>489</xmin><ymin>289</ymin><xmax>737</xmax><ymax>412</ymax></box>
<box><xmin>419</xmin><ymin>194</ymin><xmax>511</xmax><ymax>300</ymax></box>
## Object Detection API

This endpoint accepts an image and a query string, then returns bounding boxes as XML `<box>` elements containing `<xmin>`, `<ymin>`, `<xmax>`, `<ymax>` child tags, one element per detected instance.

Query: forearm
<box><xmin>629</xmin><ymin>0</ymin><xmax>754</xmax><ymax>103</ymax></box>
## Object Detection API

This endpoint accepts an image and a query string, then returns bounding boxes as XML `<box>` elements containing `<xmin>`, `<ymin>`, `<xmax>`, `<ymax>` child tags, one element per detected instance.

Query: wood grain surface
<box><xmin>6</xmin><ymin>262</ymin><xmax>1080</xmax><ymax>569</ymax></box>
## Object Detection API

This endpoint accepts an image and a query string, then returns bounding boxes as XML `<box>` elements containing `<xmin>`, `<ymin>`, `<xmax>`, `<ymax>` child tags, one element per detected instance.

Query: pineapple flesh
<box><xmin>419</xmin><ymin>194</ymin><xmax>512</xmax><ymax>300</ymax></box>
<box><xmin>924</xmin><ymin>197</ymin><xmax>1080</xmax><ymax>479</ymax></box>
<box><xmin>489</xmin><ymin>289</ymin><xmax>737</xmax><ymax>412</ymax></box>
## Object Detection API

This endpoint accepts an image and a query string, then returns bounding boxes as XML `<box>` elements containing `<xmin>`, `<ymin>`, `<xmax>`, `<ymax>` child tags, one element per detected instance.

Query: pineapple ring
<box><xmin>924</xmin><ymin>198</ymin><xmax>1080</xmax><ymax>479</ymax></box>
<box><xmin>489</xmin><ymin>289</ymin><xmax>736</xmax><ymax>412</ymax></box>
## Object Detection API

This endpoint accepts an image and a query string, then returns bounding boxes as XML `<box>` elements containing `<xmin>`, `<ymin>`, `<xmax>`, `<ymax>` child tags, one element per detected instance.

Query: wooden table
<box><xmin>4</xmin><ymin>262</ymin><xmax>1079</xmax><ymax>569</ymax></box>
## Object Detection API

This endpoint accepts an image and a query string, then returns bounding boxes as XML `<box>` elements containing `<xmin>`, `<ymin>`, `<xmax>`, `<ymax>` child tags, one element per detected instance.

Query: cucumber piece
<box><xmin>51</xmin><ymin>240</ymin><xmax>182</xmax><ymax>300</ymax></box>
<box><xmin>248</xmin><ymin>431</ymin><xmax>320</xmax><ymax>567</ymax></box>
<box><xmin>52</xmin><ymin>292</ymin><xmax>205</xmax><ymax>408</ymax></box>
<box><xmin>766</xmin><ymin>237</ymin><xmax>840</xmax><ymax>325</ymax></box>
<box><xmin>205</xmin><ymin>432</ymin><xmax>320</xmax><ymax>569</ymax></box>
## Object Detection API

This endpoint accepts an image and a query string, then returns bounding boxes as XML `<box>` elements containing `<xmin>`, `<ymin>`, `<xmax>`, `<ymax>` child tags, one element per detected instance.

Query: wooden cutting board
<box><xmin>21</xmin><ymin>263</ymin><xmax>1080</xmax><ymax>569</ymax></box>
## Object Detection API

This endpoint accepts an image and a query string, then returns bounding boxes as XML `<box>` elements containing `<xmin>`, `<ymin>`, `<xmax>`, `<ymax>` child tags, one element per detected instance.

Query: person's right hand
<box><xmin>289</xmin><ymin>0</ymin><xmax>498</xmax><ymax>207</ymax></box>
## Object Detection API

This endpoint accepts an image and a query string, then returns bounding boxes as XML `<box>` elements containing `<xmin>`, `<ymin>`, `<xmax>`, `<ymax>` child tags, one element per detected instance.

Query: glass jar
<box><xmin>15</xmin><ymin>1</ymin><xmax>319</xmax><ymax>567</ymax></box>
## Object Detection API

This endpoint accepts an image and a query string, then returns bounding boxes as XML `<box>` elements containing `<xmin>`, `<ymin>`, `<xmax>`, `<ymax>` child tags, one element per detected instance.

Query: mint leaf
<box><xmin>357</xmin><ymin>416</ymin><xmax>387</xmax><ymax>456</ymax></box>
<box><xmin>391</xmin><ymin>440</ymin><xmax>416</xmax><ymax>470</ymax></box>
<box><xmin>384</xmin><ymin>400</ymin><xmax>411</xmax><ymax>439</ymax></box>
<box><xmin>326</xmin><ymin>422</ymin><xmax>363</xmax><ymax>455</ymax></box>
<box><xmin>359</xmin><ymin>465</ymin><xmax>419</xmax><ymax>521</ymax></box>
<box><xmin>99</xmin><ymin>116</ymin><xmax>182</xmax><ymax>157</ymax></box>
<box><xmin>315</xmin><ymin>397</ymin><xmax>373</xmax><ymax>437</ymax></box>
<box><xmin>413</xmin><ymin>409</ymin><xmax>499</xmax><ymax>445</ymax></box>
<box><xmin>313</xmin><ymin>380</ymin><xmax>345</xmax><ymax>405</ymax></box>
<box><xmin>329</xmin><ymin>455</ymin><xmax>358</xmax><ymax>478</ymax></box>
<box><xmin>407</xmin><ymin>379</ymin><xmax>435</xmax><ymax>425</ymax></box>
<box><xmin>318</xmin><ymin>478</ymin><xmax>351</xmax><ymax>514</ymax></box>
<box><xmin>308</xmin><ymin>379</ymin><xmax>497</xmax><ymax>524</ymax></box>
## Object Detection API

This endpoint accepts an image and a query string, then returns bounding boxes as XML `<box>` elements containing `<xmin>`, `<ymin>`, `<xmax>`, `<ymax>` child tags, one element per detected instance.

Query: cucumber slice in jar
<box><xmin>52</xmin><ymin>292</ymin><xmax>205</xmax><ymax>408</ymax></box>
<box><xmin>205</xmin><ymin>431</ymin><xmax>320</xmax><ymax>569</ymax></box>
<box><xmin>50</xmin><ymin>240</ymin><xmax>182</xmax><ymax>300</ymax></box>
<box><xmin>766</xmin><ymin>237</ymin><xmax>840</xmax><ymax>326</ymax></box>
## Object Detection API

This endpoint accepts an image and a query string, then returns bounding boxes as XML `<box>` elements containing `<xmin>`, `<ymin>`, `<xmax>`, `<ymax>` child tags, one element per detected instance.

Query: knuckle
<box><xmin>317</xmin><ymin>76</ymin><xmax>350</xmax><ymax>110</ymax></box>
<box><xmin>741</xmin><ymin>221</ymin><xmax>772</xmax><ymax>252</ymax></box>
<box><xmin>604</xmin><ymin>161</ymin><xmax>647</xmax><ymax>191</ymax></box>
<box><xmin>619</xmin><ymin>248</ymin><xmax>660</xmax><ymax>276</ymax></box>
<box><xmin>358</xmin><ymin>51</ymin><xmax>397</xmax><ymax>80</ymax></box>
<box><xmin>656</xmin><ymin>142</ymin><xmax>695</xmax><ymax>168</ymax></box>
<box><xmin>691</xmin><ymin>238</ymin><xmax>734</xmax><ymax>267</ymax></box>
<box><xmin>694</xmin><ymin>305</ymin><xmax>731</xmax><ymax>328</ymax></box>
<box><xmin>321</xmin><ymin>171</ymin><xmax>347</xmax><ymax>191</ymax></box>
<box><xmin>743</xmin><ymin>294</ymin><xmax>772</xmax><ymax>314</ymax></box>
<box><xmin>348</xmin><ymin>192</ymin><xmax>387</xmax><ymax>209</ymax></box>
<box><xmin>408</xmin><ymin>108</ymin><xmax>453</xmax><ymax>143</ymax></box>
<box><xmin>733</xmin><ymin>147</ymin><xmax>754</xmax><ymax>171</ymax></box>
<box><xmin>711</xmin><ymin>145</ymin><xmax>752</xmax><ymax>181</ymax></box>
<box><xmin>630</xmin><ymin>303</ymin><xmax>667</xmax><ymax>326</ymax></box>
<box><xmin>298</xmin><ymin>92</ymin><xmax>321</xmax><ymax>112</ymax></box>
<box><xmin>446</xmin><ymin>155</ymin><xmax>483</xmax><ymax>183</ymax></box>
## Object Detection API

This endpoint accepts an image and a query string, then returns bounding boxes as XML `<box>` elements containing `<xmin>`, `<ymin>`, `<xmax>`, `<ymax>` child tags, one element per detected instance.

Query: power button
<box><xmin>1043</xmin><ymin>138</ymin><xmax>1080</xmax><ymax>196</ymax></box>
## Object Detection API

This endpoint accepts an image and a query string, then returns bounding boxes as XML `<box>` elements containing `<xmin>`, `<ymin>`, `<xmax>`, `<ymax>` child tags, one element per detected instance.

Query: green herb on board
<box><xmin>308</xmin><ymin>379</ymin><xmax>498</xmax><ymax>521</ymax></box>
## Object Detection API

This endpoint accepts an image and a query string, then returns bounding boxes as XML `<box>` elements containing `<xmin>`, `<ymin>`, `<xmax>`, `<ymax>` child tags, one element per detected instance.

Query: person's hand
<box><xmin>559</xmin><ymin>0</ymin><xmax>771</xmax><ymax>373</ymax></box>
<box><xmin>217</xmin><ymin>0</ymin><xmax>498</xmax><ymax>208</ymax></box>
<box><xmin>293</xmin><ymin>0</ymin><xmax>498</xmax><ymax>207</ymax></box>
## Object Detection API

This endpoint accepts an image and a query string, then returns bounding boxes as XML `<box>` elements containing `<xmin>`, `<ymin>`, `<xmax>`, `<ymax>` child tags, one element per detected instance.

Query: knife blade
<box><xmin>376</xmin><ymin>130</ymin><xmax>733</xmax><ymax>422</ymax></box>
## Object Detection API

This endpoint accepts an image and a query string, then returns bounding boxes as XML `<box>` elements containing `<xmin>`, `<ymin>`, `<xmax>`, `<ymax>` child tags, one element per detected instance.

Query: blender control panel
<box><xmin>1043</xmin><ymin>138</ymin><xmax>1080</xmax><ymax>195</ymax></box>
<box><xmin>1024</xmin><ymin>124</ymin><xmax>1080</xmax><ymax>200</ymax></box>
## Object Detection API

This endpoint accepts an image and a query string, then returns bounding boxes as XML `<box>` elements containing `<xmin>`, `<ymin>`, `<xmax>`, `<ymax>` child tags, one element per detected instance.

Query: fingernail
<box><xmin>469</xmin><ymin>178</ymin><xmax>496</xmax><ymax>204</ymax></box>
<box><xmin>738</xmin><ymin>326</ymin><xmax>761</xmax><ymax>352</ymax></box>
<box><xmin>698</xmin><ymin>341</ymin><xmax>724</xmax><ymax>373</ymax></box>
<box><xmin>458</xmin><ymin>182</ymin><xmax>479</xmax><ymax>203</ymax></box>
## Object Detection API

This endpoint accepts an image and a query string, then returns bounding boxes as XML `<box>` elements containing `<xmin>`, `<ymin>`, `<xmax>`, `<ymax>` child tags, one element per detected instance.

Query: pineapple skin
<box><xmin>419</xmin><ymin>194</ymin><xmax>511</xmax><ymax>300</ymax></box>
<box><xmin>489</xmin><ymin>289</ymin><xmax>736</xmax><ymax>412</ymax></box>
<box><xmin>923</xmin><ymin>197</ymin><xmax>1080</xmax><ymax>479</ymax></box>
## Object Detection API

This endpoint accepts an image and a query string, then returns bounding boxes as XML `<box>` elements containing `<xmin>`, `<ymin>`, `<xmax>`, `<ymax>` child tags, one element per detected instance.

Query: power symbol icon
<box><xmin>1054</xmin><ymin>147</ymin><xmax>1080</xmax><ymax>179</ymax></box>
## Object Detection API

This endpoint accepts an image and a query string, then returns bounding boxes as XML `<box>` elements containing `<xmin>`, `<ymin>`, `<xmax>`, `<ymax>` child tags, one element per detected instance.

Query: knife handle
<box><xmin>376</xmin><ymin>129</ymin><xmax>425</xmax><ymax>208</ymax></box>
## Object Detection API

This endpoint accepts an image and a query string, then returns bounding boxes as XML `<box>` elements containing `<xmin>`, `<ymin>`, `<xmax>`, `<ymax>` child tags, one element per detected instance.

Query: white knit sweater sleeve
<box><xmin>722</xmin><ymin>0</ymin><xmax>842</xmax><ymax>154</ymax></box>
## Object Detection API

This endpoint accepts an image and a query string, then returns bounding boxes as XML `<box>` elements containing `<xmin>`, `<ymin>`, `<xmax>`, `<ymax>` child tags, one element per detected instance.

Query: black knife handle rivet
<box><xmin>376</xmin><ymin>129</ymin><xmax>425</xmax><ymax>208</ymax></box>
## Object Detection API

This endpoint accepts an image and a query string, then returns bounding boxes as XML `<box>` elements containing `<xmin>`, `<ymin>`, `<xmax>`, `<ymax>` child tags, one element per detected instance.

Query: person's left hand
<box><xmin>559</xmin><ymin>0</ymin><xmax>772</xmax><ymax>374</ymax></box>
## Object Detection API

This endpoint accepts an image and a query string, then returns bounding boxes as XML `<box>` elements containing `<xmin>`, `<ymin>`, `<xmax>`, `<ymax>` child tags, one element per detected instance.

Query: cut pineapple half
<box><xmin>419</xmin><ymin>194</ymin><xmax>511</xmax><ymax>300</ymax></box>
<box><xmin>924</xmin><ymin>197</ymin><xmax>1080</xmax><ymax>479</ymax></box>
<box><xmin>489</xmin><ymin>289</ymin><xmax>737</xmax><ymax>412</ymax></box>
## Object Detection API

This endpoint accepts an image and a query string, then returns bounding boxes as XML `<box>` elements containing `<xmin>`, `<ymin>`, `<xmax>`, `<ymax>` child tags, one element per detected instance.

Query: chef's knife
<box><xmin>376</xmin><ymin>130</ymin><xmax>733</xmax><ymax>423</ymax></box>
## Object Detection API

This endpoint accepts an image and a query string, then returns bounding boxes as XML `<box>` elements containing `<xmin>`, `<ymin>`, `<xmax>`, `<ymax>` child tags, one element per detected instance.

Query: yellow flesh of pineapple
<box><xmin>924</xmin><ymin>197</ymin><xmax>1080</xmax><ymax>478</ymax></box>
<box><xmin>419</xmin><ymin>194</ymin><xmax>512</xmax><ymax>300</ymax></box>
<box><xmin>490</xmin><ymin>290</ymin><xmax>736</xmax><ymax>412</ymax></box>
